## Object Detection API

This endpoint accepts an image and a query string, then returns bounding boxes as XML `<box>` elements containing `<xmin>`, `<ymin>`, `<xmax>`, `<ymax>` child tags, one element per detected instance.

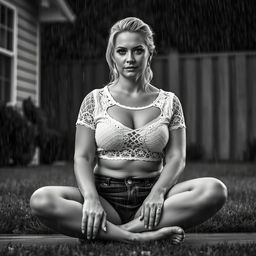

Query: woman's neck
<box><xmin>113</xmin><ymin>76</ymin><xmax>147</xmax><ymax>94</ymax></box>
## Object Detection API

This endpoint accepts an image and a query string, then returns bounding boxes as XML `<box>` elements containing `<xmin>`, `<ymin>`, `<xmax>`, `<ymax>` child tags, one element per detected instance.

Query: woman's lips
<box><xmin>125</xmin><ymin>67</ymin><xmax>137</xmax><ymax>70</ymax></box>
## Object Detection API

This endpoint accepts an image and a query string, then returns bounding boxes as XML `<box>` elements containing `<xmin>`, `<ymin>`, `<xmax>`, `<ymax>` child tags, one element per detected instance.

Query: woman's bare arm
<box><xmin>74</xmin><ymin>124</ymin><xmax>107</xmax><ymax>239</ymax></box>
<box><xmin>74</xmin><ymin>125</ymin><xmax>98</xmax><ymax>198</ymax></box>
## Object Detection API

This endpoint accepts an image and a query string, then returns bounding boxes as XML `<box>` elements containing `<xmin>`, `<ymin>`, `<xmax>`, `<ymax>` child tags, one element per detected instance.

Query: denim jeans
<box><xmin>94</xmin><ymin>173</ymin><xmax>160</xmax><ymax>224</ymax></box>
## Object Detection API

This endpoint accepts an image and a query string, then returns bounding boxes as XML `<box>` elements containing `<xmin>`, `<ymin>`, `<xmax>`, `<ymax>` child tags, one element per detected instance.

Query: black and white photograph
<box><xmin>0</xmin><ymin>0</ymin><xmax>256</xmax><ymax>255</ymax></box>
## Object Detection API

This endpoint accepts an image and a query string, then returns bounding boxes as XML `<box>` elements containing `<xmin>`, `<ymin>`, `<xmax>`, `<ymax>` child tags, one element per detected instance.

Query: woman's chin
<box><xmin>122</xmin><ymin>72</ymin><xmax>141</xmax><ymax>80</ymax></box>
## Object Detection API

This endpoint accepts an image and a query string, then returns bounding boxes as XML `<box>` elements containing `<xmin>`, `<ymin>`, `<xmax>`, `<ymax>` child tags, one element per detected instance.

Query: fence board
<box><xmin>58</xmin><ymin>65</ymin><xmax>69</xmax><ymax>131</ymax></box>
<box><xmin>234</xmin><ymin>55</ymin><xmax>247</xmax><ymax>160</ymax></box>
<box><xmin>201</xmin><ymin>57</ymin><xmax>213</xmax><ymax>159</ymax></box>
<box><xmin>247</xmin><ymin>56</ymin><xmax>256</xmax><ymax>141</ymax></box>
<box><xmin>183</xmin><ymin>58</ymin><xmax>197</xmax><ymax>145</ymax></box>
<box><xmin>84</xmin><ymin>62</ymin><xmax>95</xmax><ymax>94</ymax></box>
<box><xmin>152</xmin><ymin>59</ymin><xmax>164</xmax><ymax>90</ymax></box>
<box><xmin>251</xmin><ymin>59</ymin><xmax>256</xmax><ymax>140</ymax></box>
<box><xmin>167</xmin><ymin>52</ymin><xmax>180</xmax><ymax>95</ymax></box>
<box><xmin>217</xmin><ymin>56</ymin><xmax>230</xmax><ymax>160</ymax></box>
<box><xmin>94</xmin><ymin>61</ymin><xmax>108</xmax><ymax>87</ymax></box>
<box><xmin>72</xmin><ymin>63</ymin><xmax>83</xmax><ymax>124</ymax></box>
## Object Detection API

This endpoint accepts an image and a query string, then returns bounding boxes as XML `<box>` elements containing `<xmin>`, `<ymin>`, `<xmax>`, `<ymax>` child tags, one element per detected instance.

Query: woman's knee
<box><xmin>199</xmin><ymin>178</ymin><xmax>228</xmax><ymax>209</ymax></box>
<box><xmin>30</xmin><ymin>186</ymin><xmax>58</xmax><ymax>217</ymax></box>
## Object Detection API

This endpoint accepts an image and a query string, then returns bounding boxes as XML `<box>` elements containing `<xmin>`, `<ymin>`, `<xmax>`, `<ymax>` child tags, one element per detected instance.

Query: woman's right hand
<box><xmin>81</xmin><ymin>198</ymin><xmax>107</xmax><ymax>239</ymax></box>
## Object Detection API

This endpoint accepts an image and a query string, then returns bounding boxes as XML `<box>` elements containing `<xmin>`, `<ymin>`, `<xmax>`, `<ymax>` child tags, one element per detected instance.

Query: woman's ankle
<box><xmin>119</xmin><ymin>223</ymin><xmax>132</xmax><ymax>232</ymax></box>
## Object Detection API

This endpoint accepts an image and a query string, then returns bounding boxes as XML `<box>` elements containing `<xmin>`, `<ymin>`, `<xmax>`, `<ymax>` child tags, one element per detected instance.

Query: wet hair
<box><xmin>106</xmin><ymin>17</ymin><xmax>156</xmax><ymax>86</ymax></box>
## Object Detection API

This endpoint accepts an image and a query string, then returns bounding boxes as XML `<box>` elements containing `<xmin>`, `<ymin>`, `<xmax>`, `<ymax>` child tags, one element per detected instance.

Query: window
<box><xmin>0</xmin><ymin>1</ymin><xmax>15</xmax><ymax>104</ymax></box>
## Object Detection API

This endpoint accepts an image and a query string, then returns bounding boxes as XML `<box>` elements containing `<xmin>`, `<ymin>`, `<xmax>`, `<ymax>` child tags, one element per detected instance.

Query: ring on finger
<box><xmin>156</xmin><ymin>207</ymin><xmax>162</xmax><ymax>213</ymax></box>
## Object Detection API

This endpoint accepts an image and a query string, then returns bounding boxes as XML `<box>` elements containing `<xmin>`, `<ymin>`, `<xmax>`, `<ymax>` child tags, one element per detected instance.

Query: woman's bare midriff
<box><xmin>94</xmin><ymin>158</ymin><xmax>163</xmax><ymax>178</ymax></box>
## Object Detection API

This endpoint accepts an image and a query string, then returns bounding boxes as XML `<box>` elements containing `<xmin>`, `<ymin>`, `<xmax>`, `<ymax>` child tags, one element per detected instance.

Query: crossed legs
<box><xmin>121</xmin><ymin>177</ymin><xmax>227</xmax><ymax>232</ymax></box>
<box><xmin>30</xmin><ymin>177</ymin><xmax>227</xmax><ymax>243</ymax></box>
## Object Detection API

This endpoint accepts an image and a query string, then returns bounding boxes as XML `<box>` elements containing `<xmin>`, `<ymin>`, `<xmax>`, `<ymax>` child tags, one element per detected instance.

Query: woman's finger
<box><xmin>81</xmin><ymin>213</ymin><xmax>87</xmax><ymax>234</ymax></box>
<box><xmin>154</xmin><ymin>205</ymin><xmax>162</xmax><ymax>227</ymax></box>
<box><xmin>92</xmin><ymin>213</ymin><xmax>101</xmax><ymax>239</ymax></box>
<box><xmin>143</xmin><ymin>205</ymin><xmax>150</xmax><ymax>228</ymax></box>
<box><xmin>148</xmin><ymin>205</ymin><xmax>156</xmax><ymax>229</ymax></box>
<box><xmin>101</xmin><ymin>212</ymin><xmax>107</xmax><ymax>232</ymax></box>
<box><xmin>87</xmin><ymin>213</ymin><xmax>95</xmax><ymax>240</ymax></box>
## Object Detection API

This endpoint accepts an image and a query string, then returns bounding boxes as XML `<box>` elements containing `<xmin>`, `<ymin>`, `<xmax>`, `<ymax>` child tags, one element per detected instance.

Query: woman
<box><xmin>30</xmin><ymin>17</ymin><xmax>227</xmax><ymax>244</ymax></box>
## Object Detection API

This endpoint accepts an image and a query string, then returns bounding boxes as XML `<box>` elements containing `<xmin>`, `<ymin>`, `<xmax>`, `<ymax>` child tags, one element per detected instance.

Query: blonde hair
<box><xmin>106</xmin><ymin>17</ymin><xmax>156</xmax><ymax>86</ymax></box>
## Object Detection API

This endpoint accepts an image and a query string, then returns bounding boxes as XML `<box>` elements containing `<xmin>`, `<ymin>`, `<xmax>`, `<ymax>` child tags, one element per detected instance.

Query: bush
<box><xmin>0</xmin><ymin>98</ymin><xmax>65</xmax><ymax>166</ymax></box>
<box><xmin>22</xmin><ymin>97</ymin><xmax>47</xmax><ymax>130</ymax></box>
<box><xmin>0</xmin><ymin>104</ymin><xmax>36</xmax><ymax>166</ymax></box>
<box><xmin>38</xmin><ymin>128</ymin><xmax>65</xmax><ymax>164</ymax></box>
<box><xmin>22</xmin><ymin>97</ymin><xmax>65</xmax><ymax>164</ymax></box>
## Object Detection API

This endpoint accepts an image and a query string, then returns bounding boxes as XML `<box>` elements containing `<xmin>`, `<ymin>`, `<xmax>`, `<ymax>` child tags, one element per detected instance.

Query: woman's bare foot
<box><xmin>133</xmin><ymin>226</ymin><xmax>185</xmax><ymax>243</ymax></box>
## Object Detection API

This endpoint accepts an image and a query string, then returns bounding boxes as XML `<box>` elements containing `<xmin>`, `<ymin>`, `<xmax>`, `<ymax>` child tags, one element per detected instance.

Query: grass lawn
<box><xmin>0</xmin><ymin>162</ymin><xmax>256</xmax><ymax>255</ymax></box>
<box><xmin>1</xmin><ymin>242</ymin><xmax>256</xmax><ymax>256</ymax></box>
<box><xmin>0</xmin><ymin>162</ymin><xmax>256</xmax><ymax>234</ymax></box>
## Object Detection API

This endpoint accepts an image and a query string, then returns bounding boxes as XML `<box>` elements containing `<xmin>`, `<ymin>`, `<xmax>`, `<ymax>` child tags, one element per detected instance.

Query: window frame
<box><xmin>0</xmin><ymin>0</ymin><xmax>17</xmax><ymax>105</ymax></box>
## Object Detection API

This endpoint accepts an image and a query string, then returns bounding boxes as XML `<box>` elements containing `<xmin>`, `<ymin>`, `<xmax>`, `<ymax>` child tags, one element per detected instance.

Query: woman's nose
<box><xmin>126</xmin><ymin>51</ymin><xmax>135</xmax><ymax>63</ymax></box>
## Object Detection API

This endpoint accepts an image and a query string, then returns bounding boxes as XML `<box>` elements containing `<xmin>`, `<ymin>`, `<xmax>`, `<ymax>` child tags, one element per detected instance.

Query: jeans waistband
<box><xmin>94</xmin><ymin>173</ymin><xmax>160</xmax><ymax>186</ymax></box>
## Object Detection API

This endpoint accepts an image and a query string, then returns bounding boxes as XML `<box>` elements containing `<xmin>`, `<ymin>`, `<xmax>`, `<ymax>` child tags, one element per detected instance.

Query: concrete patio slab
<box><xmin>1</xmin><ymin>233</ymin><xmax>256</xmax><ymax>249</ymax></box>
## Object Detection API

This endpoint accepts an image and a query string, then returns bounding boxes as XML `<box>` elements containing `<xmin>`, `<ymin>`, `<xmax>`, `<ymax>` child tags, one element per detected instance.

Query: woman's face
<box><xmin>112</xmin><ymin>31</ymin><xmax>150</xmax><ymax>80</ymax></box>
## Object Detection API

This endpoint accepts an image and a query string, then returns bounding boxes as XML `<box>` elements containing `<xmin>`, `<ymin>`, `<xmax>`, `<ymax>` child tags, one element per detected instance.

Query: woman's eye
<box><xmin>117</xmin><ymin>49</ymin><xmax>126</xmax><ymax>55</ymax></box>
<box><xmin>135</xmin><ymin>49</ymin><xmax>144</xmax><ymax>54</ymax></box>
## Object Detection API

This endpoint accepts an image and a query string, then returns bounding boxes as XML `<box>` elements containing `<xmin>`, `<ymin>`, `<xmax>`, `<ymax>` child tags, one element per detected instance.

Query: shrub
<box><xmin>0</xmin><ymin>98</ymin><xmax>65</xmax><ymax>166</ymax></box>
<box><xmin>22</xmin><ymin>97</ymin><xmax>65</xmax><ymax>164</ymax></box>
<box><xmin>38</xmin><ymin>128</ymin><xmax>65</xmax><ymax>164</ymax></box>
<box><xmin>22</xmin><ymin>97</ymin><xmax>47</xmax><ymax>130</ymax></box>
<box><xmin>0</xmin><ymin>104</ymin><xmax>36</xmax><ymax>166</ymax></box>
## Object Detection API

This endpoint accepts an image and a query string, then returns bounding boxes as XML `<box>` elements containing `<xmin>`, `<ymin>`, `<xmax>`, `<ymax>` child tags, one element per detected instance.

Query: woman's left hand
<box><xmin>139</xmin><ymin>192</ymin><xmax>165</xmax><ymax>230</ymax></box>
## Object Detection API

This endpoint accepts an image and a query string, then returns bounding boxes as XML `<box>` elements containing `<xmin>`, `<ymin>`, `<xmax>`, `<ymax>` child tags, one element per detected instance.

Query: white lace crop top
<box><xmin>76</xmin><ymin>86</ymin><xmax>186</xmax><ymax>162</ymax></box>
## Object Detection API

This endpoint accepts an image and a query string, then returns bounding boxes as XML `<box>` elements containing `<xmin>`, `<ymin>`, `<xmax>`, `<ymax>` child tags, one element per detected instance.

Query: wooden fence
<box><xmin>41</xmin><ymin>51</ymin><xmax>256</xmax><ymax>161</ymax></box>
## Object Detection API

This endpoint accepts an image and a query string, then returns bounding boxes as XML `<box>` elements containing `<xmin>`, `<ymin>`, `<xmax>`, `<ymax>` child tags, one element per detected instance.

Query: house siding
<box><xmin>8</xmin><ymin>0</ymin><xmax>39</xmax><ymax>107</ymax></box>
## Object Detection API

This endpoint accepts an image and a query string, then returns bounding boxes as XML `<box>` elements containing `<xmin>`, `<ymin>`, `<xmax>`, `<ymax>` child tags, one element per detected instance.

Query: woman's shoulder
<box><xmin>157</xmin><ymin>88</ymin><xmax>184</xmax><ymax>110</ymax></box>
<box><xmin>158</xmin><ymin>87</ymin><xmax>176</xmax><ymax>100</ymax></box>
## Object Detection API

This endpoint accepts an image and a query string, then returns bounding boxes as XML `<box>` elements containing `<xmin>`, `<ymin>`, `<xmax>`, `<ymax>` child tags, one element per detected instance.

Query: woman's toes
<box><xmin>168</xmin><ymin>226</ymin><xmax>185</xmax><ymax>243</ymax></box>
<box><xmin>165</xmin><ymin>226</ymin><xmax>184</xmax><ymax>236</ymax></box>
<box><xmin>172</xmin><ymin>238</ymin><xmax>181</xmax><ymax>245</ymax></box>
<box><xmin>136</xmin><ymin>226</ymin><xmax>185</xmax><ymax>243</ymax></box>
<box><xmin>169</xmin><ymin>226</ymin><xmax>183</xmax><ymax>233</ymax></box>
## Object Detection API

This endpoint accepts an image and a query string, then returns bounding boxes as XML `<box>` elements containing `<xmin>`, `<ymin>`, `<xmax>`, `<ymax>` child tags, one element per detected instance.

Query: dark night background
<box><xmin>41</xmin><ymin>0</ymin><xmax>256</xmax><ymax>61</ymax></box>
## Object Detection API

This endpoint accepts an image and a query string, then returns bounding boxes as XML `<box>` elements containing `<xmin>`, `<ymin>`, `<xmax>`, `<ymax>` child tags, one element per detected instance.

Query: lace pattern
<box><xmin>76</xmin><ymin>91</ymin><xmax>96</xmax><ymax>130</ymax></box>
<box><xmin>75</xmin><ymin>87</ymin><xmax>186</xmax><ymax>162</ymax></box>
<box><xmin>123</xmin><ymin>131</ymin><xmax>144</xmax><ymax>149</ymax></box>
<box><xmin>97</xmin><ymin>148</ymin><xmax>163</xmax><ymax>162</ymax></box>
<box><xmin>169</xmin><ymin>95</ymin><xmax>186</xmax><ymax>130</ymax></box>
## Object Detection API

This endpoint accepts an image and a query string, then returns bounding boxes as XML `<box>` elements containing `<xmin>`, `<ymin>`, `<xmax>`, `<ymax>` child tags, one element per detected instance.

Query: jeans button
<box><xmin>127</xmin><ymin>179</ymin><xmax>132</xmax><ymax>185</ymax></box>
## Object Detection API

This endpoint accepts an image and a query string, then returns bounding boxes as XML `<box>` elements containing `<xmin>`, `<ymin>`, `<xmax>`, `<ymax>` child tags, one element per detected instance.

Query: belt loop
<box><xmin>106</xmin><ymin>177</ymin><xmax>111</xmax><ymax>186</ymax></box>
